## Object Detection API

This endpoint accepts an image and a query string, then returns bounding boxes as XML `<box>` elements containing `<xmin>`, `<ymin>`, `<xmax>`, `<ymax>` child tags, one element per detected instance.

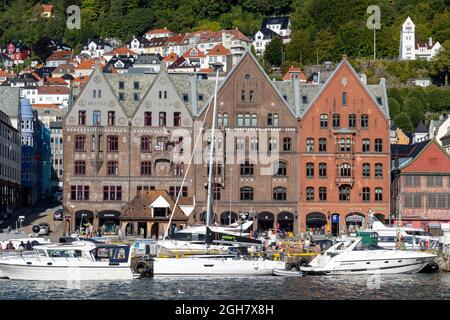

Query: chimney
<box><xmin>190</xmin><ymin>74</ymin><xmax>198</xmax><ymax>116</ymax></box>
<box><xmin>429</xmin><ymin>37</ymin><xmax>433</xmax><ymax>46</ymax></box>
<box><xmin>293</xmin><ymin>74</ymin><xmax>301</xmax><ymax>117</ymax></box>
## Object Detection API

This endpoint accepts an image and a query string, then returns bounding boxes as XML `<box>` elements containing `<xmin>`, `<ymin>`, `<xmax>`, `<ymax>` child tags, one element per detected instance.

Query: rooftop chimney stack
<box><xmin>429</xmin><ymin>37</ymin><xmax>433</xmax><ymax>46</ymax></box>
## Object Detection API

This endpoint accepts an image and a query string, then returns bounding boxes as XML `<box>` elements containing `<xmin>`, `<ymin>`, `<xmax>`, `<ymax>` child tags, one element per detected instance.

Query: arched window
<box><xmin>237</xmin><ymin>113</ymin><xmax>243</xmax><ymax>126</ymax></box>
<box><xmin>340</xmin><ymin>163</ymin><xmax>351</xmax><ymax>177</ymax></box>
<box><xmin>339</xmin><ymin>185</ymin><xmax>351</xmax><ymax>201</ymax></box>
<box><xmin>306</xmin><ymin>187</ymin><xmax>314</xmax><ymax>201</ymax></box>
<box><xmin>273</xmin><ymin>113</ymin><xmax>279</xmax><ymax>127</ymax></box>
<box><xmin>251</xmin><ymin>113</ymin><xmax>257</xmax><ymax>126</ymax></box>
<box><xmin>362</xmin><ymin>163</ymin><xmax>370</xmax><ymax>177</ymax></box>
<box><xmin>339</xmin><ymin>138</ymin><xmax>346</xmax><ymax>152</ymax></box>
<box><xmin>273</xmin><ymin>187</ymin><xmax>287</xmax><ymax>201</ymax></box>
<box><xmin>362</xmin><ymin>139</ymin><xmax>370</xmax><ymax>152</ymax></box>
<box><xmin>349</xmin><ymin>114</ymin><xmax>356</xmax><ymax>128</ymax></box>
<box><xmin>241</xmin><ymin>90</ymin><xmax>245</xmax><ymax>101</ymax></box>
<box><xmin>320</xmin><ymin>114</ymin><xmax>328</xmax><ymax>128</ymax></box>
<box><xmin>319</xmin><ymin>138</ymin><xmax>327</xmax><ymax>152</ymax></box>
<box><xmin>244</xmin><ymin>113</ymin><xmax>251</xmax><ymax>126</ymax></box>
<box><xmin>375</xmin><ymin>163</ymin><xmax>383</xmax><ymax>177</ymax></box>
<box><xmin>345</xmin><ymin>138</ymin><xmax>351</xmax><ymax>152</ymax></box>
<box><xmin>319</xmin><ymin>163</ymin><xmax>327</xmax><ymax>177</ymax></box>
<box><xmin>240</xmin><ymin>187</ymin><xmax>254</xmax><ymax>201</ymax></box>
<box><xmin>249</xmin><ymin>90</ymin><xmax>254</xmax><ymax>102</ymax></box>
<box><xmin>274</xmin><ymin>161</ymin><xmax>287</xmax><ymax>176</ymax></box>
<box><xmin>375</xmin><ymin>187</ymin><xmax>383</xmax><ymax>201</ymax></box>
<box><xmin>306</xmin><ymin>138</ymin><xmax>314</xmax><ymax>152</ymax></box>
<box><xmin>267</xmin><ymin>113</ymin><xmax>273</xmax><ymax>126</ymax></box>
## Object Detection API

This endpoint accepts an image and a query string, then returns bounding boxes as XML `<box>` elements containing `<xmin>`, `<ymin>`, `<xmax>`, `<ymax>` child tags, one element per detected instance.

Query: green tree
<box><xmin>393</xmin><ymin>112</ymin><xmax>414</xmax><ymax>133</ymax></box>
<box><xmin>404</xmin><ymin>97</ymin><xmax>425</xmax><ymax>126</ymax></box>
<box><xmin>388</xmin><ymin>98</ymin><xmax>401</xmax><ymax>117</ymax></box>
<box><xmin>264</xmin><ymin>36</ymin><xmax>284</xmax><ymax>67</ymax></box>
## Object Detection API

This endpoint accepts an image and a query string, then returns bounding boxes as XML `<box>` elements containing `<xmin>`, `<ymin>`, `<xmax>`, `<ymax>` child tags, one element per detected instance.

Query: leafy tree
<box><xmin>264</xmin><ymin>35</ymin><xmax>284</xmax><ymax>67</ymax></box>
<box><xmin>393</xmin><ymin>112</ymin><xmax>414</xmax><ymax>132</ymax></box>
<box><xmin>404</xmin><ymin>97</ymin><xmax>425</xmax><ymax>126</ymax></box>
<box><xmin>388</xmin><ymin>98</ymin><xmax>401</xmax><ymax>117</ymax></box>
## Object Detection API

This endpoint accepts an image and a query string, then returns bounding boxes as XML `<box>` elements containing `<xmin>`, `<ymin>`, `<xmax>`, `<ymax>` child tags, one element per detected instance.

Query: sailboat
<box><xmin>151</xmin><ymin>63</ymin><xmax>284</xmax><ymax>275</ymax></box>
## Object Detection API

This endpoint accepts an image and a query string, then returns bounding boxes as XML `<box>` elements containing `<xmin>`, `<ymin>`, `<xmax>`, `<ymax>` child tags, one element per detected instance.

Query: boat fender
<box><xmin>299</xmin><ymin>259</ymin><xmax>309</xmax><ymax>267</ymax></box>
<box><xmin>134</xmin><ymin>261</ymin><xmax>150</xmax><ymax>274</ymax></box>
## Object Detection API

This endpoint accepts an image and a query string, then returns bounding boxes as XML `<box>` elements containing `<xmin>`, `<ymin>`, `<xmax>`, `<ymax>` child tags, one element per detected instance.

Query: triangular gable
<box><xmin>198</xmin><ymin>50</ymin><xmax>297</xmax><ymax>119</ymax></box>
<box><xmin>131</xmin><ymin>68</ymin><xmax>192</xmax><ymax>126</ymax></box>
<box><xmin>65</xmin><ymin>66</ymin><xmax>128</xmax><ymax>126</ymax></box>
<box><xmin>401</xmin><ymin>140</ymin><xmax>450</xmax><ymax>174</ymax></box>
<box><xmin>300</xmin><ymin>57</ymin><xmax>390</xmax><ymax>120</ymax></box>
<box><xmin>150</xmin><ymin>195</ymin><xmax>171</xmax><ymax>208</ymax></box>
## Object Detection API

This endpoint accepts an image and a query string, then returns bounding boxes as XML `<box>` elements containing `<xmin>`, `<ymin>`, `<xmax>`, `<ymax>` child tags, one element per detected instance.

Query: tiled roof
<box><xmin>105</xmin><ymin>47</ymin><xmax>138</xmax><ymax>56</ymax></box>
<box><xmin>163</xmin><ymin>52</ymin><xmax>178</xmax><ymax>62</ymax></box>
<box><xmin>145</xmin><ymin>28</ymin><xmax>174</xmax><ymax>35</ymax></box>
<box><xmin>42</xmin><ymin>4</ymin><xmax>53</xmax><ymax>13</ymax></box>
<box><xmin>38</xmin><ymin>85</ymin><xmax>69</xmax><ymax>95</ymax></box>
<box><xmin>225</xmin><ymin>29</ymin><xmax>252</xmax><ymax>42</ymax></box>
<box><xmin>73</xmin><ymin>76</ymin><xmax>90</xmax><ymax>83</ymax></box>
<box><xmin>46</xmin><ymin>50</ymin><xmax>73</xmax><ymax>61</ymax></box>
<box><xmin>32</xmin><ymin>103</ymin><xmax>60</xmax><ymax>109</ymax></box>
<box><xmin>148</xmin><ymin>37</ymin><xmax>169</xmax><ymax>47</ymax></box>
<box><xmin>75</xmin><ymin>60</ymin><xmax>96</xmax><ymax>70</ymax></box>
<box><xmin>207</xmin><ymin>44</ymin><xmax>231</xmax><ymax>56</ymax></box>
<box><xmin>44</xmin><ymin>77</ymin><xmax>68</xmax><ymax>85</ymax></box>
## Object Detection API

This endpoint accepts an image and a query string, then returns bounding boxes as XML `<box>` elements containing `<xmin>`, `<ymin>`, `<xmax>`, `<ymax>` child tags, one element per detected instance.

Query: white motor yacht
<box><xmin>300</xmin><ymin>237</ymin><xmax>436</xmax><ymax>275</ymax></box>
<box><xmin>152</xmin><ymin>255</ymin><xmax>284</xmax><ymax>276</ymax></box>
<box><xmin>0</xmin><ymin>241</ymin><xmax>136</xmax><ymax>280</ymax></box>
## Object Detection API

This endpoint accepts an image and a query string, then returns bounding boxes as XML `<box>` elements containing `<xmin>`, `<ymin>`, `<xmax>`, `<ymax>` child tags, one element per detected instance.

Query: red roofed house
<box><xmin>103</xmin><ymin>47</ymin><xmax>138</xmax><ymax>62</ymax></box>
<box><xmin>74</xmin><ymin>60</ymin><xmax>96</xmax><ymax>77</ymax></box>
<box><xmin>144</xmin><ymin>27</ymin><xmax>175</xmax><ymax>40</ymax></box>
<box><xmin>45</xmin><ymin>50</ymin><xmax>73</xmax><ymax>67</ymax></box>
<box><xmin>396</xmin><ymin>140</ymin><xmax>450</xmax><ymax>233</ymax></box>
<box><xmin>206</xmin><ymin>44</ymin><xmax>232</xmax><ymax>72</ymax></box>
<box><xmin>72</xmin><ymin>76</ymin><xmax>90</xmax><ymax>88</ymax></box>
<box><xmin>182</xmin><ymin>47</ymin><xmax>208</xmax><ymax>70</ymax></box>
<box><xmin>282</xmin><ymin>67</ymin><xmax>307</xmax><ymax>82</ymax></box>
<box><xmin>41</xmin><ymin>4</ymin><xmax>55</xmax><ymax>18</ymax></box>
<box><xmin>35</xmin><ymin>85</ymin><xmax>70</xmax><ymax>108</ymax></box>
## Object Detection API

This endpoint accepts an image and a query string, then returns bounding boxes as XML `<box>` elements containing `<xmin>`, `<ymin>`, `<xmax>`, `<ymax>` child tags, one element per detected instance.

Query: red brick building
<box><xmin>298</xmin><ymin>56</ymin><xmax>391</xmax><ymax>235</ymax></box>
<box><xmin>397</xmin><ymin>140</ymin><xmax>450</xmax><ymax>231</ymax></box>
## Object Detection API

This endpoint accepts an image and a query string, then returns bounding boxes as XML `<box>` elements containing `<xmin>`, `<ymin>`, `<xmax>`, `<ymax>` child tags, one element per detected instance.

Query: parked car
<box><xmin>54</xmin><ymin>209</ymin><xmax>63</xmax><ymax>221</ymax></box>
<box><xmin>32</xmin><ymin>223</ymin><xmax>51</xmax><ymax>235</ymax></box>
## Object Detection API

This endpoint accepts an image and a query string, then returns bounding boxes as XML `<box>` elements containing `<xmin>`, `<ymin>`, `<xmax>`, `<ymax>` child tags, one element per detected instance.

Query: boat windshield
<box><xmin>170</xmin><ymin>232</ymin><xmax>193</xmax><ymax>241</ymax></box>
<box><xmin>91</xmin><ymin>246</ymin><xmax>129</xmax><ymax>263</ymax></box>
<box><xmin>354</xmin><ymin>242</ymin><xmax>387</xmax><ymax>251</ymax></box>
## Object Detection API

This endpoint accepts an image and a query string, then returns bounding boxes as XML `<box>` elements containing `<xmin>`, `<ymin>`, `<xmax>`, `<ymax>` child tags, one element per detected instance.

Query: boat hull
<box><xmin>153</xmin><ymin>257</ymin><xmax>284</xmax><ymax>276</ymax></box>
<box><xmin>300</xmin><ymin>257</ymin><xmax>435</xmax><ymax>275</ymax></box>
<box><xmin>0</xmin><ymin>263</ymin><xmax>135</xmax><ymax>281</ymax></box>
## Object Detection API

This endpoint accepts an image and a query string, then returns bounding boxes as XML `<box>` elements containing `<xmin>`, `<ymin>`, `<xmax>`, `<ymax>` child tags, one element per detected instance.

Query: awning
<box><xmin>277</xmin><ymin>212</ymin><xmax>294</xmax><ymax>221</ymax></box>
<box><xmin>98</xmin><ymin>211</ymin><xmax>120</xmax><ymax>219</ymax></box>
<box><xmin>346</xmin><ymin>215</ymin><xmax>364</xmax><ymax>223</ymax></box>
<box><xmin>258</xmin><ymin>212</ymin><xmax>274</xmax><ymax>221</ymax></box>
<box><xmin>75</xmin><ymin>211</ymin><xmax>94</xmax><ymax>219</ymax></box>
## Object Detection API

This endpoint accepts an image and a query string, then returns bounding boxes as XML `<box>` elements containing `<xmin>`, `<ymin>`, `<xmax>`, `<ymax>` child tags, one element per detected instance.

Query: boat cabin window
<box><xmin>92</xmin><ymin>246</ymin><xmax>129</xmax><ymax>263</ymax></box>
<box><xmin>170</xmin><ymin>232</ymin><xmax>193</xmax><ymax>241</ymax></box>
<box><xmin>47</xmin><ymin>249</ymin><xmax>78</xmax><ymax>258</ymax></box>
<box><xmin>36</xmin><ymin>249</ymin><xmax>47</xmax><ymax>257</ymax></box>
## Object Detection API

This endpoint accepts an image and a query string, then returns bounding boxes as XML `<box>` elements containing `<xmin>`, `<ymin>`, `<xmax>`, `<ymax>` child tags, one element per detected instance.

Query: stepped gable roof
<box><xmin>0</xmin><ymin>87</ymin><xmax>20</xmax><ymax>118</ymax></box>
<box><xmin>261</xmin><ymin>16</ymin><xmax>290</xmax><ymax>29</ymax></box>
<box><xmin>273</xmin><ymin>57</ymin><xmax>390</xmax><ymax>118</ymax></box>
<box><xmin>415</xmin><ymin>120</ymin><xmax>428</xmax><ymax>133</ymax></box>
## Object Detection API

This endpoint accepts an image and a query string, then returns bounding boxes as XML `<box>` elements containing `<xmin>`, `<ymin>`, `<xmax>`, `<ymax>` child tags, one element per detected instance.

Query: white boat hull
<box><xmin>153</xmin><ymin>257</ymin><xmax>284</xmax><ymax>276</ymax></box>
<box><xmin>0</xmin><ymin>262</ymin><xmax>135</xmax><ymax>280</ymax></box>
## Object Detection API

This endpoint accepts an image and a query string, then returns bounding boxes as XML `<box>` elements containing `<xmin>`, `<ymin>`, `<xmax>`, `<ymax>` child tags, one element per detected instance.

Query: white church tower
<box><xmin>400</xmin><ymin>17</ymin><xmax>416</xmax><ymax>60</ymax></box>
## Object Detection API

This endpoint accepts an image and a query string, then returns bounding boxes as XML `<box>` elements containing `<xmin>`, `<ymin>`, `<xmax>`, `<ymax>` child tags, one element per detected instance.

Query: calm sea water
<box><xmin>0</xmin><ymin>273</ymin><xmax>449</xmax><ymax>300</ymax></box>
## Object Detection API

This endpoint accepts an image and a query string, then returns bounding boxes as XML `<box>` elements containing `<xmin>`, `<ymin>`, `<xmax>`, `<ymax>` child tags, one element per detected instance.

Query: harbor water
<box><xmin>1</xmin><ymin>273</ymin><xmax>449</xmax><ymax>300</ymax></box>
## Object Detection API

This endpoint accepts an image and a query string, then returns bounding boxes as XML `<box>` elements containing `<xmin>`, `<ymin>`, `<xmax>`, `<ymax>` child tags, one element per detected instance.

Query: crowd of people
<box><xmin>0</xmin><ymin>240</ymin><xmax>33</xmax><ymax>254</ymax></box>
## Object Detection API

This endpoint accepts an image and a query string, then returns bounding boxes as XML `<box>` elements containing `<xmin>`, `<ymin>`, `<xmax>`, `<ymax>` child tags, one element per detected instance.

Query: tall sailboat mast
<box><xmin>205</xmin><ymin>63</ymin><xmax>221</xmax><ymax>229</ymax></box>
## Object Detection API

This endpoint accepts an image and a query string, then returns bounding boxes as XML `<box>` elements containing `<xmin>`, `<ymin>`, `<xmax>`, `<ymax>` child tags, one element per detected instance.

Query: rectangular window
<box><xmin>404</xmin><ymin>175</ymin><xmax>421</xmax><ymax>187</ymax></box>
<box><xmin>70</xmin><ymin>185</ymin><xmax>89</xmax><ymax>201</ymax></box>
<box><xmin>342</xmin><ymin>92</ymin><xmax>347</xmax><ymax>106</ymax></box>
<box><xmin>134</xmin><ymin>81</ymin><xmax>140</xmax><ymax>90</ymax></box>
<box><xmin>107</xmin><ymin>111</ymin><xmax>115</xmax><ymax>126</ymax></box>
<box><xmin>141</xmin><ymin>161</ymin><xmax>152</xmax><ymax>175</ymax></box>
<box><xmin>74</xmin><ymin>135</ymin><xmax>86</xmax><ymax>151</ymax></box>
<box><xmin>159</xmin><ymin>112</ymin><xmax>166</xmax><ymax>126</ymax></box>
<box><xmin>140</xmin><ymin>136</ymin><xmax>152</xmax><ymax>152</ymax></box>
<box><xmin>119</xmin><ymin>92</ymin><xmax>125</xmax><ymax>101</ymax></box>
<box><xmin>332</xmin><ymin>114</ymin><xmax>340</xmax><ymax>128</ymax></box>
<box><xmin>107</xmin><ymin>136</ymin><xmax>119</xmax><ymax>151</ymax></box>
<box><xmin>119</xmin><ymin>81</ymin><xmax>125</xmax><ymax>90</ymax></box>
<box><xmin>183</xmin><ymin>94</ymin><xmax>189</xmax><ymax>102</ymax></box>
<box><xmin>78</xmin><ymin>111</ymin><xmax>86</xmax><ymax>125</ymax></box>
<box><xmin>144</xmin><ymin>112</ymin><xmax>152</xmax><ymax>126</ymax></box>
<box><xmin>103</xmin><ymin>186</ymin><xmax>122</xmax><ymax>201</ymax></box>
<box><xmin>404</xmin><ymin>193</ymin><xmax>422</xmax><ymax>208</ymax></box>
<box><xmin>107</xmin><ymin>161</ymin><xmax>118</xmax><ymax>175</ymax></box>
<box><xmin>93</xmin><ymin>111</ymin><xmax>101</xmax><ymax>126</ymax></box>
<box><xmin>361</xmin><ymin>114</ymin><xmax>369</xmax><ymax>128</ymax></box>
<box><xmin>174</xmin><ymin>112</ymin><xmax>181</xmax><ymax>127</ymax></box>
<box><xmin>426</xmin><ymin>176</ymin><xmax>443</xmax><ymax>187</ymax></box>
<box><xmin>74</xmin><ymin>161</ymin><xmax>86</xmax><ymax>175</ymax></box>
<box><xmin>133</xmin><ymin>93</ymin><xmax>140</xmax><ymax>101</ymax></box>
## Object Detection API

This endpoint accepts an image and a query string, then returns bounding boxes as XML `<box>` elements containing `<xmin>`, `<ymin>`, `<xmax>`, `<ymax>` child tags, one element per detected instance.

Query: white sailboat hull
<box><xmin>153</xmin><ymin>257</ymin><xmax>284</xmax><ymax>276</ymax></box>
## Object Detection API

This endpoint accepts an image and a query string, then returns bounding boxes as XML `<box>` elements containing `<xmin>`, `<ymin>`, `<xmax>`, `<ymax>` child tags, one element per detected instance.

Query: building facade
<box><xmin>0</xmin><ymin>110</ymin><xmax>21</xmax><ymax>223</ymax></box>
<box><xmin>397</xmin><ymin>140</ymin><xmax>450</xmax><ymax>231</ymax></box>
<box><xmin>297</xmin><ymin>57</ymin><xmax>391</xmax><ymax>235</ymax></box>
<box><xmin>50</xmin><ymin>121</ymin><xmax>64</xmax><ymax>193</ymax></box>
